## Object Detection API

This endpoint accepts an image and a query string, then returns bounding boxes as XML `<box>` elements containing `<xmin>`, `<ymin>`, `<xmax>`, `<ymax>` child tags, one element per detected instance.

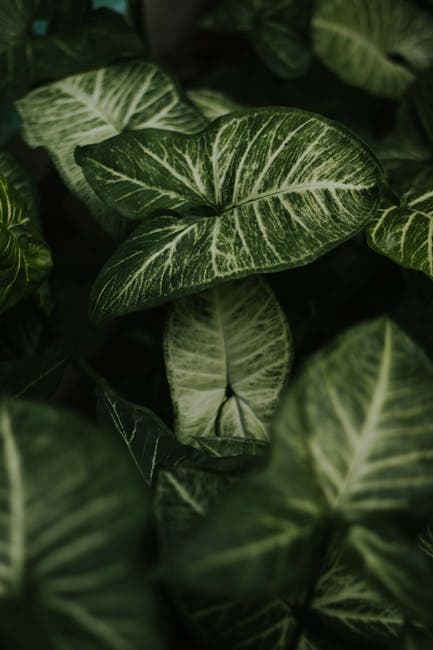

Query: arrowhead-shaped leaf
<box><xmin>79</xmin><ymin>107</ymin><xmax>382</xmax><ymax>320</ymax></box>
<box><xmin>0</xmin><ymin>176</ymin><xmax>51</xmax><ymax>314</ymax></box>
<box><xmin>0</xmin><ymin>398</ymin><xmax>164</xmax><ymax>649</ymax></box>
<box><xmin>274</xmin><ymin>318</ymin><xmax>433</xmax><ymax>522</ymax></box>
<box><xmin>313</xmin><ymin>0</ymin><xmax>433</xmax><ymax>98</ymax></box>
<box><xmin>17</xmin><ymin>61</ymin><xmax>206</xmax><ymax>235</ymax></box>
<box><xmin>165</xmin><ymin>277</ymin><xmax>292</xmax><ymax>445</ymax></box>
<box><xmin>367</xmin><ymin>173</ymin><xmax>433</xmax><ymax>280</ymax></box>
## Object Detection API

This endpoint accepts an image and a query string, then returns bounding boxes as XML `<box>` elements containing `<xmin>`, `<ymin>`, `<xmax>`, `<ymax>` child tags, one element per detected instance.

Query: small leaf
<box><xmin>17</xmin><ymin>61</ymin><xmax>206</xmax><ymax>235</ymax></box>
<box><xmin>367</xmin><ymin>173</ymin><xmax>433</xmax><ymax>280</ymax></box>
<box><xmin>79</xmin><ymin>107</ymin><xmax>382</xmax><ymax>320</ymax></box>
<box><xmin>165</xmin><ymin>277</ymin><xmax>292</xmax><ymax>445</ymax></box>
<box><xmin>347</xmin><ymin>526</ymin><xmax>433</xmax><ymax>626</ymax></box>
<box><xmin>0</xmin><ymin>176</ymin><xmax>51</xmax><ymax>314</ymax></box>
<box><xmin>187</xmin><ymin>88</ymin><xmax>243</xmax><ymax>122</ymax></box>
<box><xmin>0</xmin><ymin>398</ymin><xmax>164</xmax><ymax>649</ymax></box>
<box><xmin>274</xmin><ymin>317</ymin><xmax>433</xmax><ymax>522</ymax></box>
<box><xmin>313</xmin><ymin>0</ymin><xmax>433</xmax><ymax>99</ymax></box>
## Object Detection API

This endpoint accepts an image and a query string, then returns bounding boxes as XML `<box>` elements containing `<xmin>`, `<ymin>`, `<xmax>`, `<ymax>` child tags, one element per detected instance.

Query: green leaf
<box><xmin>0</xmin><ymin>176</ymin><xmax>51</xmax><ymax>314</ymax></box>
<box><xmin>0</xmin><ymin>151</ymin><xmax>39</xmax><ymax>224</ymax></box>
<box><xmin>274</xmin><ymin>317</ymin><xmax>433</xmax><ymax>522</ymax></box>
<box><xmin>79</xmin><ymin>107</ymin><xmax>382</xmax><ymax>321</ymax></box>
<box><xmin>0</xmin><ymin>398</ymin><xmax>164</xmax><ymax>649</ymax></box>
<box><xmin>157</xmin><ymin>466</ymin><xmax>399</xmax><ymax>648</ymax></box>
<box><xmin>165</xmin><ymin>277</ymin><xmax>292</xmax><ymax>445</ymax></box>
<box><xmin>347</xmin><ymin>526</ymin><xmax>433</xmax><ymax>626</ymax></box>
<box><xmin>17</xmin><ymin>61</ymin><xmax>206</xmax><ymax>236</ymax></box>
<box><xmin>187</xmin><ymin>88</ymin><xmax>243</xmax><ymax>122</ymax></box>
<box><xmin>204</xmin><ymin>0</ymin><xmax>313</xmax><ymax>79</ymax></box>
<box><xmin>313</xmin><ymin>0</ymin><xmax>433</xmax><ymax>99</ymax></box>
<box><xmin>367</xmin><ymin>174</ymin><xmax>433</xmax><ymax>279</ymax></box>
<box><xmin>0</xmin><ymin>6</ymin><xmax>144</xmax><ymax>100</ymax></box>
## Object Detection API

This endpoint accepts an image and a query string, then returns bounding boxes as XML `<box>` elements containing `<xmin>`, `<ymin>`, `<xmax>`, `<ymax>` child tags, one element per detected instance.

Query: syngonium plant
<box><xmin>1</xmin><ymin>0</ymin><xmax>433</xmax><ymax>649</ymax></box>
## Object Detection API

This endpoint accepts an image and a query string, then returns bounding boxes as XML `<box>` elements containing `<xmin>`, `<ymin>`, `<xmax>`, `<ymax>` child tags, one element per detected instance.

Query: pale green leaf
<box><xmin>16</xmin><ymin>61</ymin><xmax>206</xmax><ymax>235</ymax></box>
<box><xmin>367</xmin><ymin>174</ymin><xmax>433</xmax><ymax>279</ymax></box>
<box><xmin>165</xmin><ymin>277</ymin><xmax>292</xmax><ymax>445</ymax></box>
<box><xmin>347</xmin><ymin>526</ymin><xmax>433</xmax><ymax>626</ymax></box>
<box><xmin>79</xmin><ymin>107</ymin><xmax>382</xmax><ymax>321</ymax></box>
<box><xmin>274</xmin><ymin>317</ymin><xmax>433</xmax><ymax>521</ymax></box>
<box><xmin>187</xmin><ymin>88</ymin><xmax>243</xmax><ymax>122</ymax></box>
<box><xmin>313</xmin><ymin>0</ymin><xmax>433</xmax><ymax>99</ymax></box>
<box><xmin>0</xmin><ymin>176</ymin><xmax>51</xmax><ymax>314</ymax></box>
<box><xmin>0</xmin><ymin>398</ymin><xmax>164</xmax><ymax>649</ymax></box>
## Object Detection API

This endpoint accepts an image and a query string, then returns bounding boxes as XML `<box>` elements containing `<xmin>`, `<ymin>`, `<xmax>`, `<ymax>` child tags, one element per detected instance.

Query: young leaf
<box><xmin>17</xmin><ymin>61</ymin><xmax>206</xmax><ymax>235</ymax></box>
<box><xmin>165</xmin><ymin>277</ymin><xmax>292</xmax><ymax>445</ymax></box>
<box><xmin>313</xmin><ymin>0</ymin><xmax>433</xmax><ymax>99</ymax></box>
<box><xmin>274</xmin><ymin>317</ymin><xmax>433</xmax><ymax>522</ymax></box>
<box><xmin>187</xmin><ymin>88</ymin><xmax>243</xmax><ymax>122</ymax></box>
<box><xmin>204</xmin><ymin>0</ymin><xmax>313</xmax><ymax>80</ymax></box>
<box><xmin>347</xmin><ymin>526</ymin><xmax>433</xmax><ymax>626</ymax></box>
<box><xmin>0</xmin><ymin>398</ymin><xmax>164</xmax><ymax>649</ymax></box>
<box><xmin>79</xmin><ymin>107</ymin><xmax>383</xmax><ymax>320</ymax></box>
<box><xmin>0</xmin><ymin>177</ymin><xmax>51</xmax><ymax>314</ymax></box>
<box><xmin>367</xmin><ymin>174</ymin><xmax>433</xmax><ymax>280</ymax></box>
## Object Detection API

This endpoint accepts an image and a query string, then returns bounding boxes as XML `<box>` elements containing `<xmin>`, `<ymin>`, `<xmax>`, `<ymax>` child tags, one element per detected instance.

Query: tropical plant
<box><xmin>1</xmin><ymin>0</ymin><xmax>433</xmax><ymax>649</ymax></box>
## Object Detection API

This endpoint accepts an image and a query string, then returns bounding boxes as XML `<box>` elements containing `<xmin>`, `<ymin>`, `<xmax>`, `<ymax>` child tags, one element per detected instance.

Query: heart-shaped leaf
<box><xmin>17</xmin><ymin>61</ymin><xmax>206</xmax><ymax>236</ymax></box>
<box><xmin>78</xmin><ymin>107</ymin><xmax>382</xmax><ymax>320</ymax></box>
<box><xmin>0</xmin><ymin>176</ymin><xmax>51</xmax><ymax>314</ymax></box>
<box><xmin>274</xmin><ymin>317</ymin><xmax>433</xmax><ymax>521</ymax></box>
<box><xmin>0</xmin><ymin>398</ymin><xmax>164</xmax><ymax>649</ymax></box>
<box><xmin>367</xmin><ymin>173</ymin><xmax>433</xmax><ymax>279</ymax></box>
<box><xmin>313</xmin><ymin>0</ymin><xmax>433</xmax><ymax>98</ymax></box>
<box><xmin>165</xmin><ymin>277</ymin><xmax>292</xmax><ymax>445</ymax></box>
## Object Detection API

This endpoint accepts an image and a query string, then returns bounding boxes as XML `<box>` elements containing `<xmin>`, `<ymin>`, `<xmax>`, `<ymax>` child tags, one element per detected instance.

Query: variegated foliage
<box><xmin>367</xmin><ymin>173</ymin><xmax>433</xmax><ymax>279</ymax></box>
<box><xmin>313</xmin><ymin>0</ymin><xmax>433</xmax><ymax>98</ymax></box>
<box><xmin>165</xmin><ymin>277</ymin><xmax>292</xmax><ymax>445</ymax></box>
<box><xmin>0</xmin><ymin>398</ymin><xmax>163</xmax><ymax>649</ymax></box>
<box><xmin>16</xmin><ymin>61</ymin><xmax>206</xmax><ymax>235</ymax></box>
<box><xmin>170</xmin><ymin>319</ymin><xmax>433</xmax><ymax>623</ymax></box>
<box><xmin>77</xmin><ymin>108</ymin><xmax>382</xmax><ymax>322</ymax></box>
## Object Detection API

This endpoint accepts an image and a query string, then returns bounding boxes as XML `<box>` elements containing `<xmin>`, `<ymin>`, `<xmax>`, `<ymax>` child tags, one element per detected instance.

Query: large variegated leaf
<box><xmin>347</xmin><ymin>527</ymin><xmax>433</xmax><ymax>626</ymax></box>
<box><xmin>274</xmin><ymin>318</ymin><xmax>433</xmax><ymax>521</ymax></box>
<box><xmin>313</xmin><ymin>0</ymin><xmax>433</xmax><ymax>99</ymax></box>
<box><xmin>157</xmin><ymin>466</ymin><xmax>400</xmax><ymax>649</ymax></box>
<box><xmin>367</xmin><ymin>174</ymin><xmax>433</xmax><ymax>279</ymax></box>
<box><xmin>165</xmin><ymin>277</ymin><xmax>292</xmax><ymax>445</ymax></box>
<box><xmin>16</xmin><ymin>61</ymin><xmax>206</xmax><ymax>235</ymax></box>
<box><xmin>79</xmin><ymin>107</ymin><xmax>382</xmax><ymax>321</ymax></box>
<box><xmin>204</xmin><ymin>0</ymin><xmax>313</xmax><ymax>79</ymax></box>
<box><xmin>187</xmin><ymin>88</ymin><xmax>243</xmax><ymax>122</ymax></box>
<box><xmin>0</xmin><ymin>176</ymin><xmax>51</xmax><ymax>314</ymax></box>
<box><xmin>0</xmin><ymin>398</ymin><xmax>164</xmax><ymax>649</ymax></box>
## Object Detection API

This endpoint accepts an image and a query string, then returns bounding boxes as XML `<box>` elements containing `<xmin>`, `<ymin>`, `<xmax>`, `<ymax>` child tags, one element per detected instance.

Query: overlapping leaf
<box><xmin>0</xmin><ymin>176</ymin><xmax>51</xmax><ymax>314</ymax></box>
<box><xmin>367</xmin><ymin>173</ymin><xmax>433</xmax><ymax>279</ymax></box>
<box><xmin>187</xmin><ymin>88</ymin><xmax>243</xmax><ymax>122</ymax></box>
<box><xmin>204</xmin><ymin>0</ymin><xmax>313</xmax><ymax>79</ymax></box>
<box><xmin>313</xmin><ymin>0</ymin><xmax>433</xmax><ymax>99</ymax></box>
<box><xmin>17</xmin><ymin>61</ymin><xmax>206</xmax><ymax>235</ymax></box>
<box><xmin>0</xmin><ymin>3</ymin><xmax>143</xmax><ymax>99</ymax></box>
<box><xmin>274</xmin><ymin>317</ymin><xmax>433</xmax><ymax>521</ymax></box>
<box><xmin>165</xmin><ymin>277</ymin><xmax>292</xmax><ymax>445</ymax></box>
<box><xmin>0</xmin><ymin>398</ymin><xmax>164</xmax><ymax>649</ymax></box>
<box><xmin>77</xmin><ymin>107</ymin><xmax>382</xmax><ymax>321</ymax></box>
<box><xmin>157</xmin><ymin>466</ymin><xmax>401</xmax><ymax>649</ymax></box>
